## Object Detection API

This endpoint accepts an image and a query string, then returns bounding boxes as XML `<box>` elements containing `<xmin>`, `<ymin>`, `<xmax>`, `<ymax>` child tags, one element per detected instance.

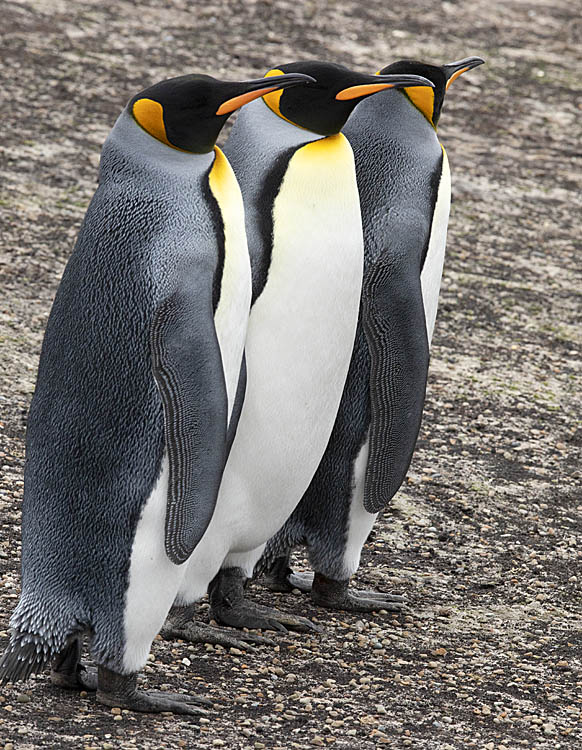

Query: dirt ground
<box><xmin>0</xmin><ymin>0</ymin><xmax>581</xmax><ymax>748</ymax></box>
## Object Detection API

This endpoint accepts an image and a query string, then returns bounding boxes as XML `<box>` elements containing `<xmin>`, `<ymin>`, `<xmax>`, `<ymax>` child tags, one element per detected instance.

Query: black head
<box><xmin>261</xmin><ymin>61</ymin><xmax>434</xmax><ymax>136</ymax></box>
<box><xmin>129</xmin><ymin>72</ymin><xmax>315</xmax><ymax>154</ymax></box>
<box><xmin>380</xmin><ymin>56</ymin><xmax>484</xmax><ymax>128</ymax></box>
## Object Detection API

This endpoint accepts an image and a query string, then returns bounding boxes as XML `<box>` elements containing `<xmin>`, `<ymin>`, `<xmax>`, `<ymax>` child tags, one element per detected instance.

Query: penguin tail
<box><xmin>0</xmin><ymin>592</ymin><xmax>90</xmax><ymax>684</ymax></box>
<box><xmin>0</xmin><ymin>633</ymin><xmax>54</xmax><ymax>684</ymax></box>
<box><xmin>0</xmin><ymin>600</ymin><xmax>80</xmax><ymax>684</ymax></box>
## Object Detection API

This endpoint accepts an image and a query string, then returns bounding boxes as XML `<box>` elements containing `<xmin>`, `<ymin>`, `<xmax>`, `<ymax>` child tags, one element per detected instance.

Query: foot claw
<box><xmin>312</xmin><ymin>590</ymin><xmax>405</xmax><ymax>613</ymax></box>
<box><xmin>342</xmin><ymin>591</ymin><xmax>405</xmax><ymax>612</ymax></box>
<box><xmin>147</xmin><ymin>690</ymin><xmax>213</xmax><ymax>708</ymax></box>
<box><xmin>97</xmin><ymin>689</ymin><xmax>207</xmax><ymax>716</ymax></box>
<box><xmin>350</xmin><ymin>589</ymin><xmax>405</xmax><ymax>603</ymax></box>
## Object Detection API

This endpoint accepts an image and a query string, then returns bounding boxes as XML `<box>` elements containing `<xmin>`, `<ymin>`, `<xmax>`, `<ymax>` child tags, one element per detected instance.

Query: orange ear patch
<box><xmin>132</xmin><ymin>98</ymin><xmax>173</xmax><ymax>148</ymax></box>
<box><xmin>404</xmin><ymin>86</ymin><xmax>435</xmax><ymax>125</ymax></box>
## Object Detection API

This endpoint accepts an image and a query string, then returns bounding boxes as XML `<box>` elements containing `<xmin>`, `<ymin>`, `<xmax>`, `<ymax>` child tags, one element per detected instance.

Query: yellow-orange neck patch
<box><xmin>404</xmin><ymin>86</ymin><xmax>436</xmax><ymax>128</ymax></box>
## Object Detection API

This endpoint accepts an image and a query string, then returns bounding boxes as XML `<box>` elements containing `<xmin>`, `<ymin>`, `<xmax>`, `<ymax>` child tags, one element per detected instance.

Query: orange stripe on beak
<box><xmin>445</xmin><ymin>66</ymin><xmax>470</xmax><ymax>90</ymax></box>
<box><xmin>216</xmin><ymin>87</ymin><xmax>278</xmax><ymax>115</ymax></box>
<box><xmin>335</xmin><ymin>82</ymin><xmax>393</xmax><ymax>100</ymax></box>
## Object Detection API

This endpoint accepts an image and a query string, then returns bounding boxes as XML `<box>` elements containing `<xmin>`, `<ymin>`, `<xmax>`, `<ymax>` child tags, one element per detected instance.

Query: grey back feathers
<box><xmin>0</xmin><ymin>111</ymin><xmax>226</xmax><ymax>678</ymax></box>
<box><xmin>352</xmin><ymin>89</ymin><xmax>442</xmax><ymax>512</ymax></box>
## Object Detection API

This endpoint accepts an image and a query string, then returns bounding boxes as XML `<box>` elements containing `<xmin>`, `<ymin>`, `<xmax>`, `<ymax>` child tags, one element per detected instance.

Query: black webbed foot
<box><xmin>161</xmin><ymin>604</ymin><xmax>275</xmax><ymax>650</ymax></box>
<box><xmin>311</xmin><ymin>573</ymin><xmax>404</xmax><ymax>613</ymax></box>
<box><xmin>210</xmin><ymin>567</ymin><xmax>320</xmax><ymax>633</ymax></box>
<box><xmin>96</xmin><ymin>667</ymin><xmax>208</xmax><ymax>716</ymax></box>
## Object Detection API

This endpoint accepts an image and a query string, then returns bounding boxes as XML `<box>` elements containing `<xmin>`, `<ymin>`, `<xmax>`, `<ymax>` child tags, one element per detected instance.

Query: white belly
<box><xmin>178</xmin><ymin>134</ymin><xmax>364</xmax><ymax>602</ymax></box>
<box><xmin>420</xmin><ymin>147</ymin><xmax>451</xmax><ymax>345</ymax></box>
<box><xmin>341</xmin><ymin>437</ymin><xmax>377</xmax><ymax>578</ymax></box>
<box><xmin>122</xmin><ymin>456</ymin><xmax>188</xmax><ymax>672</ymax></box>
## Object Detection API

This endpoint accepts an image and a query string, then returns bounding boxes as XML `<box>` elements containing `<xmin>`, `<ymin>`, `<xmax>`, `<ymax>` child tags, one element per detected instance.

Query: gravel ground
<box><xmin>1</xmin><ymin>0</ymin><xmax>581</xmax><ymax>748</ymax></box>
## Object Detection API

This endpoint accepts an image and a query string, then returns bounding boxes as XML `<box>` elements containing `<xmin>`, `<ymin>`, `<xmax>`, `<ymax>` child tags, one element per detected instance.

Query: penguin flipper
<box><xmin>151</xmin><ymin>287</ymin><xmax>228</xmax><ymax>565</ymax></box>
<box><xmin>362</xmin><ymin>255</ymin><xmax>430</xmax><ymax>513</ymax></box>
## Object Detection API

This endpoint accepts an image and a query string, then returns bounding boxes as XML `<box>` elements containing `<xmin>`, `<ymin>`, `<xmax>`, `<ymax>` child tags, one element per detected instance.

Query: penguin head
<box><xmin>261</xmin><ymin>61</ymin><xmax>434</xmax><ymax>136</ymax></box>
<box><xmin>129</xmin><ymin>72</ymin><xmax>315</xmax><ymax>154</ymax></box>
<box><xmin>380</xmin><ymin>56</ymin><xmax>484</xmax><ymax>128</ymax></box>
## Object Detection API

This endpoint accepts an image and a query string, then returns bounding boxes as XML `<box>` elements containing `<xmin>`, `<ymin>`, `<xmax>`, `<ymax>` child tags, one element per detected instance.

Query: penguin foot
<box><xmin>50</xmin><ymin>638</ymin><xmax>98</xmax><ymax>691</ymax></box>
<box><xmin>311</xmin><ymin>573</ymin><xmax>404</xmax><ymax>613</ymax></box>
<box><xmin>96</xmin><ymin>667</ymin><xmax>208</xmax><ymax>716</ymax></box>
<box><xmin>212</xmin><ymin>599</ymin><xmax>320</xmax><ymax>633</ymax></box>
<box><xmin>209</xmin><ymin>566</ymin><xmax>321</xmax><ymax>633</ymax></box>
<box><xmin>160</xmin><ymin>618</ymin><xmax>275</xmax><ymax>651</ymax></box>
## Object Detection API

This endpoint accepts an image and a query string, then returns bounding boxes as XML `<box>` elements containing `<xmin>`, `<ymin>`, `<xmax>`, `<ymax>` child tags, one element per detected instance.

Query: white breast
<box><xmin>420</xmin><ymin>147</ymin><xmax>451</xmax><ymax>345</ymax></box>
<box><xmin>177</xmin><ymin>134</ymin><xmax>365</xmax><ymax>603</ymax></box>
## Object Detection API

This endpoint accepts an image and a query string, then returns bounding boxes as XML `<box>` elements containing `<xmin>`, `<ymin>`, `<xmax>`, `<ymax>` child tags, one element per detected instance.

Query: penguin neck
<box><xmin>237</xmin><ymin>97</ymin><xmax>324</xmax><ymax>152</ymax></box>
<box><xmin>354</xmin><ymin>88</ymin><xmax>440</xmax><ymax>143</ymax></box>
<box><xmin>103</xmin><ymin>110</ymin><xmax>215</xmax><ymax>179</ymax></box>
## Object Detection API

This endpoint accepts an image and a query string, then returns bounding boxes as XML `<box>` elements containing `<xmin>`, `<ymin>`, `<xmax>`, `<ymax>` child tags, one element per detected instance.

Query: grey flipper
<box><xmin>151</xmin><ymin>286</ymin><xmax>228</xmax><ymax>565</ymax></box>
<box><xmin>362</xmin><ymin>245</ymin><xmax>430</xmax><ymax>513</ymax></box>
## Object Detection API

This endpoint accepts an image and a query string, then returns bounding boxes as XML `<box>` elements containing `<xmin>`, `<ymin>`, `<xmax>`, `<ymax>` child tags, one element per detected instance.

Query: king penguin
<box><xmin>256</xmin><ymin>57</ymin><xmax>485</xmax><ymax>612</ymax></box>
<box><xmin>0</xmin><ymin>70</ymin><xmax>312</xmax><ymax>713</ymax></box>
<box><xmin>159</xmin><ymin>61</ymin><xmax>435</xmax><ymax>637</ymax></box>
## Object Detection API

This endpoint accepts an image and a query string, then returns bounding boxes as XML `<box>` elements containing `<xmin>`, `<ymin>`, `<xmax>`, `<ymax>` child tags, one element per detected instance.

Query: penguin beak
<box><xmin>216</xmin><ymin>73</ymin><xmax>316</xmax><ymax>115</ymax></box>
<box><xmin>443</xmin><ymin>56</ymin><xmax>485</xmax><ymax>90</ymax></box>
<box><xmin>336</xmin><ymin>73</ymin><xmax>434</xmax><ymax>101</ymax></box>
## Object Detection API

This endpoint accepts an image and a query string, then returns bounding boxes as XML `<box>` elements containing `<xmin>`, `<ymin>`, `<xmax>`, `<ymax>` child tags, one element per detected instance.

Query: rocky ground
<box><xmin>0</xmin><ymin>0</ymin><xmax>581</xmax><ymax>748</ymax></box>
